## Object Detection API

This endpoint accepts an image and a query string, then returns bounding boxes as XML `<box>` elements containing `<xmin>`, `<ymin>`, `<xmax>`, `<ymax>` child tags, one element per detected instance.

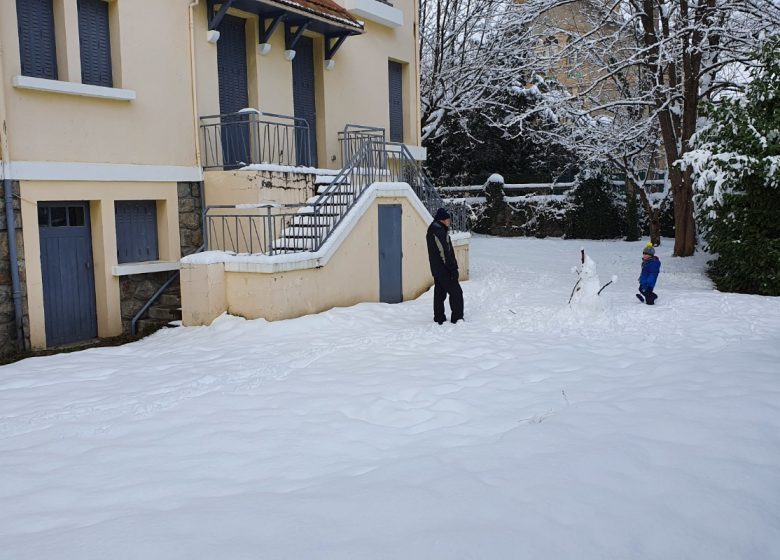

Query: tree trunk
<box><xmin>637</xmin><ymin>185</ymin><xmax>661</xmax><ymax>246</ymax></box>
<box><xmin>624</xmin><ymin>178</ymin><xmax>641</xmax><ymax>242</ymax></box>
<box><xmin>672</xmin><ymin>168</ymin><xmax>696</xmax><ymax>256</ymax></box>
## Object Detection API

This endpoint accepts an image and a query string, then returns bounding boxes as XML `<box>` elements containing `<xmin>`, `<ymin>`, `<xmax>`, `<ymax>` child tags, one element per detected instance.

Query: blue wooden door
<box><xmin>217</xmin><ymin>14</ymin><xmax>250</xmax><ymax>168</ymax></box>
<box><xmin>292</xmin><ymin>36</ymin><xmax>317</xmax><ymax>167</ymax></box>
<box><xmin>38</xmin><ymin>202</ymin><xmax>98</xmax><ymax>346</ymax></box>
<box><xmin>378</xmin><ymin>204</ymin><xmax>403</xmax><ymax>304</ymax></box>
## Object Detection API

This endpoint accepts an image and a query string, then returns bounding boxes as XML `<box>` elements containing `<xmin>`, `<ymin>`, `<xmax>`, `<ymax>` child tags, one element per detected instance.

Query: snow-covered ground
<box><xmin>2</xmin><ymin>237</ymin><xmax>779</xmax><ymax>559</ymax></box>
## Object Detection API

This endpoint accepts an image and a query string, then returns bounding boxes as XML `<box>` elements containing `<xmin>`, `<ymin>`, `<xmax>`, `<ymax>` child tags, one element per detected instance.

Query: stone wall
<box><xmin>178</xmin><ymin>181</ymin><xmax>204</xmax><ymax>256</ymax></box>
<box><xmin>119</xmin><ymin>271</ymin><xmax>178</xmax><ymax>334</ymax></box>
<box><xmin>0</xmin><ymin>180</ymin><xmax>30</xmax><ymax>356</ymax></box>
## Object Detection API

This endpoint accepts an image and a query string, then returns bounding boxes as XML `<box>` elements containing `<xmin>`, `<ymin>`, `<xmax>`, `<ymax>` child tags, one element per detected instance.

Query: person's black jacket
<box><xmin>426</xmin><ymin>221</ymin><xmax>459</xmax><ymax>280</ymax></box>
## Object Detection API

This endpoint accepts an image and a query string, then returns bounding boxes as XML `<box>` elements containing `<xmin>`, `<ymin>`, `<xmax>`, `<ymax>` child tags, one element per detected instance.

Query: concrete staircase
<box><xmin>271</xmin><ymin>168</ymin><xmax>390</xmax><ymax>252</ymax></box>
<box><xmin>270</xmin><ymin>175</ymin><xmax>354</xmax><ymax>252</ymax></box>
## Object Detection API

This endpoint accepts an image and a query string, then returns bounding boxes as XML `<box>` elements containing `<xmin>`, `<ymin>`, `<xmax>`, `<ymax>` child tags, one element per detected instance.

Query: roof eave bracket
<box><xmin>324</xmin><ymin>34</ymin><xmax>349</xmax><ymax>60</ymax></box>
<box><xmin>208</xmin><ymin>0</ymin><xmax>237</xmax><ymax>31</ymax></box>
<box><xmin>260</xmin><ymin>13</ymin><xmax>286</xmax><ymax>44</ymax></box>
<box><xmin>285</xmin><ymin>21</ymin><xmax>312</xmax><ymax>51</ymax></box>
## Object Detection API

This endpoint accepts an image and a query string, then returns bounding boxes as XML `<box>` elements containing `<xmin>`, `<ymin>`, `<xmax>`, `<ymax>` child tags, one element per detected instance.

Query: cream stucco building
<box><xmin>0</xmin><ymin>0</ymin><xmax>467</xmax><ymax>355</ymax></box>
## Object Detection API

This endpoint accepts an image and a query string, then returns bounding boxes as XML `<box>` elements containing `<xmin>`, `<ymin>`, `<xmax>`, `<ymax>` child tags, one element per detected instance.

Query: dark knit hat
<box><xmin>642</xmin><ymin>242</ymin><xmax>655</xmax><ymax>256</ymax></box>
<box><xmin>434</xmin><ymin>208</ymin><xmax>451</xmax><ymax>221</ymax></box>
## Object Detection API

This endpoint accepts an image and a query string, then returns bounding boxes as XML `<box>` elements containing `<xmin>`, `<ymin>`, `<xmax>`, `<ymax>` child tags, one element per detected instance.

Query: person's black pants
<box><xmin>639</xmin><ymin>286</ymin><xmax>657</xmax><ymax>305</ymax></box>
<box><xmin>433</xmin><ymin>275</ymin><xmax>464</xmax><ymax>323</ymax></box>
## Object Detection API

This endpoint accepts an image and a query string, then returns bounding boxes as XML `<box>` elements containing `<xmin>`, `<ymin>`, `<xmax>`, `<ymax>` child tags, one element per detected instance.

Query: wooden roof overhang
<box><xmin>208</xmin><ymin>0</ymin><xmax>364</xmax><ymax>60</ymax></box>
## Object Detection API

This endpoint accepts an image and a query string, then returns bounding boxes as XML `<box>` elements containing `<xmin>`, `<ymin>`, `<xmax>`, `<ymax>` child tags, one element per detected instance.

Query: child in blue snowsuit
<box><xmin>637</xmin><ymin>243</ymin><xmax>661</xmax><ymax>305</ymax></box>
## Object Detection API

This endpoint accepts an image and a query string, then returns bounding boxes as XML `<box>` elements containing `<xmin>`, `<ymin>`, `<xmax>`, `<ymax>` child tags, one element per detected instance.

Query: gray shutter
<box><xmin>115</xmin><ymin>201</ymin><xmax>159</xmax><ymax>264</ymax></box>
<box><xmin>78</xmin><ymin>0</ymin><xmax>113</xmax><ymax>87</ymax></box>
<box><xmin>16</xmin><ymin>0</ymin><xmax>58</xmax><ymax>79</ymax></box>
<box><xmin>388</xmin><ymin>61</ymin><xmax>404</xmax><ymax>143</ymax></box>
<box><xmin>216</xmin><ymin>14</ymin><xmax>250</xmax><ymax>169</ymax></box>
<box><xmin>292</xmin><ymin>36</ymin><xmax>318</xmax><ymax>167</ymax></box>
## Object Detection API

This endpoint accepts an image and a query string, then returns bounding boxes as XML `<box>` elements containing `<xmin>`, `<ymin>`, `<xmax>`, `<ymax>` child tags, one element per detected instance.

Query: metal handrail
<box><xmin>338</xmin><ymin>124</ymin><xmax>386</xmax><ymax>167</ymax></box>
<box><xmin>130</xmin><ymin>243</ymin><xmax>205</xmax><ymax>336</ymax></box>
<box><xmin>388</xmin><ymin>142</ymin><xmax>469</xmax><ymax>232</ymax></box>
<box><xmin>199</xmin><ymin>110</ymin><xmax>311</xmax><ymax>169</ymax></box>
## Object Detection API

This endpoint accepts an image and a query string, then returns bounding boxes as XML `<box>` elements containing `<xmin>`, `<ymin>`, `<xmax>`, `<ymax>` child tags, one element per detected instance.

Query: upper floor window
<box><xmin>78</xmin><ymin>0</ymin><xmax>113</xmax><ymax>87</ymax></box>
<box><xmin>388</xmin><ymin>61</ymin><xmax>404</xmax><ymax>143</ymax></box>
<box><xmin>16</xmin><ymin>0</ymin><xmax>58</xmax><ymax>80</ymax></box>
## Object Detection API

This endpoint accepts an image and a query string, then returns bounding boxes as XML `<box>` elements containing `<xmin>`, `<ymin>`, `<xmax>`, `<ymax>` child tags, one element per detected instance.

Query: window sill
<box><xmin>112</xmin><ymin>261</ymin><xmax>180</xmax><ymax>276</ymax></box>
<box><xmin>13</xmin><ymin>76</ymin><xmax>136</xmax><ymax>101</ymax></box>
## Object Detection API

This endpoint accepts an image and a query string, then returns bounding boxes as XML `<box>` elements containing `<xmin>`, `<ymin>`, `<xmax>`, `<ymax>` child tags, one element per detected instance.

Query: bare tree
<box><xmin>520</xmin><ymin>0</ymin><xmax>780</xmax><ymax>256</ymax></box>
<box><xmin>419</xmin><ymin>0</ymin><xmax>531</xmax><ymax>142</ymax></box>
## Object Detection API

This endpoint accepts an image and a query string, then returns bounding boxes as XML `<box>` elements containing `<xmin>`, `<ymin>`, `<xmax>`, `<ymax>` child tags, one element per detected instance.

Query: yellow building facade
<box><xmin>0</xmin><ymin>0</ymin><xmax>446</xmax><ymax>353</ymax></box>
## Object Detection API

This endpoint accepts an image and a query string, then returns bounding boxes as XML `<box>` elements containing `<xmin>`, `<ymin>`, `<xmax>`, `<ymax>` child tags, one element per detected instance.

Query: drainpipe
<box><xmin>188</xmin><ymin>0</ymin><xmax>203</xmax><ymax>170</ymax></box>
<box><xmin>0</xmin><ymin>34</ymin><xmax>25</xmax><ymax>350</ymax></box>
<box><xmin>3</xmin><ymin>177</ymin><xmax>24</xmax><ymax>350</ymax></box>
<box><xmin>189</xmin><ymin>0</ymin><xmax>207</xmax><ymax>249</ymax></box>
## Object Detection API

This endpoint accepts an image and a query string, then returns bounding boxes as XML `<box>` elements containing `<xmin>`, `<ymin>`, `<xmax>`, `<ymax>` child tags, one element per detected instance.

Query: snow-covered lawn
<box><xmin>2</xmin><ymin>236</ymin><xmax>779</xmax><ymax>559</ymax></box>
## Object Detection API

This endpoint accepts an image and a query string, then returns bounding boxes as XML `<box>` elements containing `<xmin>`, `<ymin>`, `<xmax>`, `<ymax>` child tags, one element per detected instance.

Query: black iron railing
<box><xmin>338</xmin><ymin>124</ymin><xmax>386</xmax><ymax>167</ymax></box>
<box><xmin>200</xmin><ymin>110</ymin><xmax>311</xmax><ymax>170</ymax></box>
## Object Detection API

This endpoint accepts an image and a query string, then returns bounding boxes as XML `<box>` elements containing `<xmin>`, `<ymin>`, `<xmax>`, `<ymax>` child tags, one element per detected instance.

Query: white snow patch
<box><xmin>2</xmin><ymin>237</ymin><xmax>780</xmax><ymax>559</ymax></box>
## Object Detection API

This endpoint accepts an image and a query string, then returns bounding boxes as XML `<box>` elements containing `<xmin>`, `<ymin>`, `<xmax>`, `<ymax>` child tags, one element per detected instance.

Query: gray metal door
<box><xmin>292</xmin><ymin>36</ymin><xmax>317</xmax><ymax>167</ymax></box>
<box><xmin>378</xmin><ymin>204</ymin><xmax>403</xmax><ymax>304</ymax></box>
<box><xmin>217</xmin><ymin>14</ymin><xmax>250</xmax><ymax>168</ymax></box>
<box><xmin>38</xmin><ymin>202</ymin><xmax>98</xmax><ymax>346</ymax></box>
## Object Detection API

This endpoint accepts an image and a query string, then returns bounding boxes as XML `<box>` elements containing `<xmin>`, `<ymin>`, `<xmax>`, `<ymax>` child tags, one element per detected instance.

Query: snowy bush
<box><xmin>565</xmin><ymin>176</ymin><xmax>624</xmax><ymax>240</ymax></box>
<box><xmin>682</xmin><ymin>38</ymin><xmax>780</xmax><ymax>296</ymax></box>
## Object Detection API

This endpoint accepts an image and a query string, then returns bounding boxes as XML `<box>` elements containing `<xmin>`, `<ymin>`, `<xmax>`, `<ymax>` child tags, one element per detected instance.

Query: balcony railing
<box><xmin>200</xmin><ymin>110</ymin><xmax>311</xmax><ymax>170</ymax></box>
<box><xmin>338</xmin><ymin>124</ymin><xmax>386</xmax><ymax>167</ymax></box>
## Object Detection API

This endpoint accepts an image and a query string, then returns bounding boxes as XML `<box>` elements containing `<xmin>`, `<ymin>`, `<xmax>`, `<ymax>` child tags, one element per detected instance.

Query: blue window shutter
<box><xmin>292</xmin><ymin>36</ymin><xmax>318</xmax><ymax>167</ymax></box>
<box><xmin>16</xmin><ymin>0</ymin><xmax>58</xmax><ymax>79</ymax></box>
<box><xmin>78</xmin><ymin>0</ymin><xmax>113</xmax><ymax>87</ymax></box>
<box><xmin>115</xmin><ymin>201</ymin><xmax>159</xmax><ymax>264</ymax></box>
<box><xmin>388</xmin><ymin>62</ymin><xmax>404</xmax><ymax>143</ymax></box>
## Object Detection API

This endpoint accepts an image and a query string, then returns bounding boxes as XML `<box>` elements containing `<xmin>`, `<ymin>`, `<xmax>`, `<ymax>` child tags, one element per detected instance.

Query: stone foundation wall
<box><xmin>0</xmin><ymin>180</ymin><xmax>30</xmax><ymax>356</ymax></box>
<box><xmin>119</xmin><ymin>271</ymin><xmax>178</xmax><ymax>334</ymax></box>
<box><xmin>178</xmin><ymin>181</ymin><xmax>204</xmax><ymax>256</ymax></box>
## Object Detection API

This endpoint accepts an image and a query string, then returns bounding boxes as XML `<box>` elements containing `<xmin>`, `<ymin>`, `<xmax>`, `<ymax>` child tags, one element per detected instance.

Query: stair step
<box><xmin>315</xmin><ymin>175</ymin><xmax>348</xmax><ymax>185</ymax></box>
<box><xmin>290</xmin><ymin>216</ymin><xmax>338</xmax><ymax>227</ymax></box>
<box><xmin>316</xmin><ymin>183</ymin><xmax>355</xmax><ymax>195</ymax></box>
<box><xmin>306</xmin><ymin>195</ymin><xmax>351</xmax><ymax>206</ymax></box>
<box><xmin>135</xmin><ymin>318</ymin><xmax>177</xmax><ymax>336</ymax></box>
<box><xmin>147</xmin><ymin>306</ymin><xmax>182</xmax><ymax>321</ymax></box>
<box><xmin>272</xmin><ymin>238</ymin><xmax>317</xmax><ymax>250</ymax></box>
<box><xmin>280</xmin><ymin>226</ymin><xmax>323</xmax><ymax>238</ymax></box>
<box><xmin>157</xmin><ymin>294</ymin><xmax>181</xmax><ymax>307</ymax></box>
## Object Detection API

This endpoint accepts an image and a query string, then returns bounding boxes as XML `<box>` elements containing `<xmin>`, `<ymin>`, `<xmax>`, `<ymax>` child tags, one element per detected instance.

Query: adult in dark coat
<box><xmin>426</xmin><ymin>208</ymin><xmax>464</xmax><ymax>324</ymax></box>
